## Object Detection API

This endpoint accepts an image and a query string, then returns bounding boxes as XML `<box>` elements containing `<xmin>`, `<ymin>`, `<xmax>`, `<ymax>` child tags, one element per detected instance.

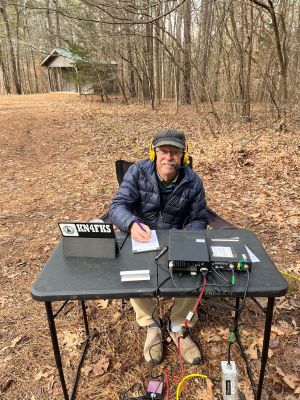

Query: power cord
<box><xmin>227</xmin><ymin>268</ymin><xmax>250</xmax><ymax>364</ymax></box>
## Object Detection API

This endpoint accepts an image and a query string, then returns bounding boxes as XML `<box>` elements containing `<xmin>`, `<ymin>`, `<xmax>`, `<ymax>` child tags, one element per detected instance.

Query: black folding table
<box><xmin>31</xmin><ymin>229</ymin><xmax>287</xmax><ymax>400</ymax></box>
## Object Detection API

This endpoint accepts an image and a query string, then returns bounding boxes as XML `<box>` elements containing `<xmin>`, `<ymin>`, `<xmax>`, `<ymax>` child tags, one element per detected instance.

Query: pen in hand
<box><xmin>135</xmin><ymin>217</ymin><xmax>145</xmax><ymax>232</ymax></box>
<box><xmin>131</xmin><ymin>218</ymin><xmax>151</xmax><ymax>242</ymax></box>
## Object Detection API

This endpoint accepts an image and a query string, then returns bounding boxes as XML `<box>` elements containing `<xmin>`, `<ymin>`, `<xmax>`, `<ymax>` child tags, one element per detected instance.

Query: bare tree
<box><xmin>249</xmin><ymin>0</ymin><xmax>289</xmax><ymax>130</ymax></box>
<box><xmin>182</xmin><ymin>0</ymin><xmax>191</xmax><ymax>104</ymax></box>
<box><xmin>0</xmin><ymin>0</ymin><xmax>21</xmax><ymax>94</ymax></box>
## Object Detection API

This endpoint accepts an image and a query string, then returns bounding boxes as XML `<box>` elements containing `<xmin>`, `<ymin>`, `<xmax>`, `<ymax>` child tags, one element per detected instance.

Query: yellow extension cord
<box><xmin>281</xmin><ymin>271</ymin><xmax>300</xmax><ymax>282</ymax></box>
<box><xmin>176</xmin><ymin>373</ymin><xmax>208</xmax><ymax>400</ymax></box>
<box><xmin>174</xmin><ymin>272</ymin><xmax>298</xmax><ymax>399</ymax></box>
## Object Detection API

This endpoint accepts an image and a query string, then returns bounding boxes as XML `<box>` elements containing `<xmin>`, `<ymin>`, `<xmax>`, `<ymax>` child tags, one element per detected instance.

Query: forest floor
<box><xmin>0</xmin><ymin>93</ymin><xmax>299</xmax><ymax>400</ymax></box>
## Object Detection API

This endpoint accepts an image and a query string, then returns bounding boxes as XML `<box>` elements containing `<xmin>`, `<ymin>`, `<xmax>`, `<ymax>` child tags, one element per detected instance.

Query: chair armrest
<box><xmin>98</xmin><ymin>211</ymin><xmax>111</xmax><ymax>223</ymax></box>
<box><xmin>207</xmin><ymin>207</ymin><xmax>236</xmax><ymax>229</ymax></box>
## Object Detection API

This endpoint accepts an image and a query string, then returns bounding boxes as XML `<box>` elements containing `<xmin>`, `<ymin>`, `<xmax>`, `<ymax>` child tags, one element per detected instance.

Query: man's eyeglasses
<box><xmin>156</xmin><ymin>149</ymin><xmax>183</xmax><ymax>157</ymax></box>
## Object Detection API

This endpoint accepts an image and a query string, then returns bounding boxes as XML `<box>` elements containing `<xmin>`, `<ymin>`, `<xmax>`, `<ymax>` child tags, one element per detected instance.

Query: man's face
<box><xmin>155</xmin><ymin>145</ymin><xmax>183</xmax><ymax>178</ymax></box>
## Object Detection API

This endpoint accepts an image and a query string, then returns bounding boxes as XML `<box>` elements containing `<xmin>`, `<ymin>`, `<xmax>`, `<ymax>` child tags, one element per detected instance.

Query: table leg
<box><xmin>45</xmin><ymin>301</ymin><xmax>69</xmax><ymax>400</ymax></box>
<box><xmin>256</xmin><ymin>297</ymin><xmax>274</xmax><ymax>400</ymax></box>
<box><xmin>81</xmin><ymin>301</ymin><xmax>89</xmax><ymax>335</ymax></box>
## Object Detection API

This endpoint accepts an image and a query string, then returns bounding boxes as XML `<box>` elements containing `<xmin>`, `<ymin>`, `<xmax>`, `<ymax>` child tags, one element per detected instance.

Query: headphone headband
<box><xmin>149</xmin><ymin>138</ymin><xmax>190</xmax><ymax>165</ymax></box>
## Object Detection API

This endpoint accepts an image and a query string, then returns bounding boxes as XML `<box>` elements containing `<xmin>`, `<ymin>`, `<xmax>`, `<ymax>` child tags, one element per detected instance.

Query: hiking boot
<box><xmin>167</xmin><ymin>325</ymin><xmax>201</xmax><ymax>365</ymax></box>
<box><xmin>143</xmin><ymin>327</ymin><xmax>163</xmax><ymax>365</ymax></box>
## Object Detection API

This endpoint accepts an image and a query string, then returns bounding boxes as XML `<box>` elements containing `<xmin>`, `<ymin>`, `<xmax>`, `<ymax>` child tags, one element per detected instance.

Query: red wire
<box><xmin>164</xmin><ymin>274</ymin><xmax>207</xmax><ymax>399</ymax></box>
<box><xmin>184</xmin><ymin>274</ymin><xmax>207</xmax><ymax>332</ymax></box>
<box><xmin>170</xmin><ymin>335</ymin><xmax>185</xmax><ymax>384</ymax></box>
<box><xmin>192</xmin><ymin>274</ymin><xmax>207</xmax><ymax>314</ymax></box>
<box><xmin>163</xmin><ymin>369</ymin><xmax>171</xmax><ymax>400</ymax></box>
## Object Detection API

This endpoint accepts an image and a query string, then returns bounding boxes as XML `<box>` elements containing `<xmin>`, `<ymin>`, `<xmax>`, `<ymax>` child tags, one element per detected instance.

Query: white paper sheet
<box><xmin>131</xmin><ymin>230</ymin><xmax>160</xmax><ymax>253</ymax></box>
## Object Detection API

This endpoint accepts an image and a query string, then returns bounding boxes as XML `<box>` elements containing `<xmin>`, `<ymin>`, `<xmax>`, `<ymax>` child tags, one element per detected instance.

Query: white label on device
<box><xmin>211</xmin><ymin>246</ymin><xmax>233</xmax><ymax>258</ymax></box>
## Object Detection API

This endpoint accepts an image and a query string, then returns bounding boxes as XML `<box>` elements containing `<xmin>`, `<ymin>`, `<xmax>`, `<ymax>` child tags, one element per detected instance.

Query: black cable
<box><xmin>206</xmin><ymin>268</ymin><xmax>250</xmax><ymax>312</ymax></box>
<box><xmin>227</xmin><ymin>269</ymin><xmax>250</xmax><ymax>364</ymax></box>
<box><xmin>169</xmin><ymin>268</ymin><xmax>232</xmax><ymax>294</ymax></box>
<box><xmin>210</xmin><ymin>267</ymin><xmax>231</xmax><ymax>284</ymax></box>
<box><xmin>209</xmin><ymin>272</ymin><xmax>230</xmax><ymax>295</ymax></box>
<box><xmin>148</xmin><ymin>295</ymin><xmax>166</xmax><ymax>381</ymax></box>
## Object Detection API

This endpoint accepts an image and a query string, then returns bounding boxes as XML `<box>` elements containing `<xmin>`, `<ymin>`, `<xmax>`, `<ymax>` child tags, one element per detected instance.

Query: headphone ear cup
<box><xmin>149</xmin><ymin>139</ymin><xmax>155</xmax><ymax>161</ymax></box>
<box><xmin>183</xmin><ymin>152</ymin><xmax>189</xmax><ymax>166</ymax></box>
<box><xmin>183</xmin><ymin>143</ymin><xmax>190</xmax><ymax>165</ymax></box>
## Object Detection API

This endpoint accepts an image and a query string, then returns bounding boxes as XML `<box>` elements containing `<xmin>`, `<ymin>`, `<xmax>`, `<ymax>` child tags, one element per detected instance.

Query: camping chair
<box><xmin>101</xmin><ymin>159</ymin><xmax>236</xmax><ymax>230</ymax></box>
<box><xmin>100</xmin><ymin>159</ymin><xmax>235</xmax><ymax>312</ymax></box>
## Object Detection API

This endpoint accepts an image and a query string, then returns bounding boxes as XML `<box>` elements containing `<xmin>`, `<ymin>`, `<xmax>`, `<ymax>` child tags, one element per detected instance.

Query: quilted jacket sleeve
<box><xmin>109</xmin><ymin>163</ymin><xmax>140</xmax><ymax>232</ymax></box>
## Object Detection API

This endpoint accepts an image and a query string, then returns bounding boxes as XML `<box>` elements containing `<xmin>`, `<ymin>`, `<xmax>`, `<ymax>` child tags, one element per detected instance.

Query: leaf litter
<box><xmin>0</xmin><ymin>93</ymin><xmax>299</xmax><ymax>399</ymax></box>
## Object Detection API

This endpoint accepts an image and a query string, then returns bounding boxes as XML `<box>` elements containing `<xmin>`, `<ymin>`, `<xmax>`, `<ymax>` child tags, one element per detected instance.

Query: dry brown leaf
<box><xmin>0</xmin><ymin>379</ymin><xmax>14</xmax><ymax>393</ymax></box>
<box><xmin>51</xmin><ymin>383</ymin><xmax>62</xmax><ymax>396</ymax></box>
<box><xmin>34</xmin><ymin>372</ymin><xmax>50</xmax><ymax>381</ymax></box>
<box><xmin>92</xmin><ymin>356</ymin><xmax>109</xmax><ymax>376</ymax></box>
<box><xmin>81</xmin><ymin>364</ymin><xmax>93</xmax><ymax>376</ymax></box>
<box><xmin>179</xmin><ymin>381</ymin><xmax>189</xmax><ymax>393</ymax></box>
<box><xmin>0</xmin><ymin>356</ymin><xmax>12</xmax><ymax>369</ymax></box>
<box><xmin>276</xmin><ymin>367</ymin><xmax>300</xmax><ymax>390</ymax></box>
<box><xmin>0</xmin><ymin>335</ymin><xmax>23</xmax><ymax>353</ymax></box>
<box><xmin>269</xmin><ymin>337</ymin><xmax>280</xmax><ymax>349</ymax></box>
<box><xmin>60</xmin><ymin>331</ymin><xmax>83</xmax><ymax>348</ymax></box>
<box><xmin>112</xmin><ymin>312</ymin><xmax>122</xmax><ymax>321</ymax></box>
<box><xmin>206</xmin><ymin>378</ymin><xmax>213</xmax><ymax>400</ymax></box>
<box><xmin>206</xmin><ymin>333</ymin><xmax>222</xmax><ymax>343</ymax></box>
<box><xmin>113</xmin><ymin>361</ymin><xmax>122</xmax><ymax>370</ymax></box>
<box><xmin>97</xmin><ymin>299</ymin><xmax>109</xmax><ymax>309</ymax></box>
<box><xmin>271</xmin><ymin>326</ymin><xmax>286</xmax><ymax>336</ymax></box>
<box><xmin>246</xmin><ymin>342</ymin><xmax>258</xmax><ymax>360</ymax></box>
<box><xmin>0</xmin><ymin>297</ymin><xmax>6</xmax><ymax>308</ymax></box>
<box><xmin>216</xmin><ymin>327</ymin><xmax>230</xmax><ymax>337</ymax></box>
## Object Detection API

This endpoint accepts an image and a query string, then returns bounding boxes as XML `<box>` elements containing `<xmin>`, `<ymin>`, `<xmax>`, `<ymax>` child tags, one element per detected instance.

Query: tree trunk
<box><xmin>250</xmin><ymin>0</ymin><xmax>289</xmax><ymax>130</ymax></box>
<box><xmin>229</xmin><ymin>4</ymin><xmax>252</xmax><ymax>119</ymax></box>
<box><xmin>0</xmin><ymin>0</ymin><xmax>21</xmax><ymax>94</ymax></box>
<box><xmin>145</xmin><ymin>21</ymin><xmax>154</xmax><ymax>103</ymax></box>
<box><xmin>126</xmin><ymin>36</ymin><xmax>136</xmax><ymax>98</ymax></box>
<box><xmin>182</xmin><ymin>0</ymin><xmax>191</xmax><ymax>104</ymax></box>
<box><xmin>153</xmin><ymin>16</ymin><xmax>161</xmax><ymax>106</ymax></box>
<box><xmin>0</xmin><ymin>46</ymin><xmax>10</xmax><ymax>93</ymax></box>
<box><xmin>174</xmin><ymin>7</ymin><xmax>182</xmax><ymax>110</ymax></box>
<box><xmin>199</xmin><ymin>0</ymin><xmax>214</xmax><ymax>102</ymax></box>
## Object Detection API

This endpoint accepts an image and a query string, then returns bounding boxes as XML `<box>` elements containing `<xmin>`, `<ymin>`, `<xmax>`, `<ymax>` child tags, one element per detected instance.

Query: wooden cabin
<box><xmin>41</xmin><ymin>48</ymin><xmax>118</xmax><ymax>94</ymax></box>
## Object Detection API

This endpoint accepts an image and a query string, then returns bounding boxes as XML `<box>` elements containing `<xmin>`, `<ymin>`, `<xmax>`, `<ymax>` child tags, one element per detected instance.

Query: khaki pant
<box><xmin>130</xmin><ymin>297</ymin><xmax>198</xmax><ymax>327</ymax></box>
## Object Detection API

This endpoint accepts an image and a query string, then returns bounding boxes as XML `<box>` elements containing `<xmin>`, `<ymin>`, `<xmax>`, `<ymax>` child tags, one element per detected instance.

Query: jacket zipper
<box><xmin>140</xmin><ymin>164</ymin><xmax>192</xmax><ymax>227</ymax></box>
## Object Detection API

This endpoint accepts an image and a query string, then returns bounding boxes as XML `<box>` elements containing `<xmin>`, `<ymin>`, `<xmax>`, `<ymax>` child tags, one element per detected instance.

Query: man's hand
<box><xmin>130</xmin><ymin>222</ymin><xmax>151</xmax><ymax>242</ymax></box>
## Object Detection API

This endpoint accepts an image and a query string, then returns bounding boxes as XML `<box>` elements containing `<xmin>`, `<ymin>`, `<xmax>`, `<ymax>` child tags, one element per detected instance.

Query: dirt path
<box><xmin>0</xmin><ymin>94</ymin><xmax>299</xmax><ymax>399</ymax></box>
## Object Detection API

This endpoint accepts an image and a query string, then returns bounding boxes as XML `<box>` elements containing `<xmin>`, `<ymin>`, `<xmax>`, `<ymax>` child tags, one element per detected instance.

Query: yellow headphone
<box><xmin>149</xmin><ymin>139</ymin><xmax>190</xmax><ymax>166</ymax></box>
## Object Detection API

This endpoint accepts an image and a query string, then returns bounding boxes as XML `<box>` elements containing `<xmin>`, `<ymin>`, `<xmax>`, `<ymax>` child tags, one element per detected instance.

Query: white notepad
<box><xmin>131</xmin><ymin>230</ymin><xmax>160</xmax><ymax>253</ymax></box>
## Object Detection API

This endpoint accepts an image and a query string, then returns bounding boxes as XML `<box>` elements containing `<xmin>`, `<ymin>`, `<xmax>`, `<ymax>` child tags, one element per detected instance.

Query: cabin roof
<box><xmin>41</xmin><ymin>48</ymin><xmax>117</xmax><ymax>67</ymax></box>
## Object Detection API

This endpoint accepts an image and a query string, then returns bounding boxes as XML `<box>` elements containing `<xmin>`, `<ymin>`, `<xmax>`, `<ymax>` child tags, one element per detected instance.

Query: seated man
<box><xmin>109</xmin><ymin>129</ymin><xmax>208</xmax><ymax>365</ymax></box>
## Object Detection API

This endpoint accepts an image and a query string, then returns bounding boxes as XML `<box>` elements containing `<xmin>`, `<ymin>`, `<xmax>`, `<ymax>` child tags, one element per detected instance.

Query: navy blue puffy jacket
<box><xmin>109</xmin><ymin>159</ymin><xmax>208</xmax><ymax>232</ymax></box>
